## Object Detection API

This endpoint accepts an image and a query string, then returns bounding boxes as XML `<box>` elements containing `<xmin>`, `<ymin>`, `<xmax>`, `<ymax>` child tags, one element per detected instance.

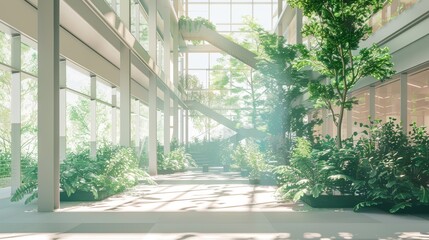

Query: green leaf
<box><xmin>418</xmin><ymin>186</ymin><xmax>429</xmax><ymax>204</ymax></box>
<box><xmin>389</xmin><ymin>202</ymin><xmax>412</xmax><ymax>213</ymax></box>
<box><xmin>328</xmin><ymin>174</ymin><xmax>350</xmax><ymax>181</ymax></box>
<box><xmin>293</xmin><ymin>189</ymin><xmax>307</xmax><ymax>202</ymax></box>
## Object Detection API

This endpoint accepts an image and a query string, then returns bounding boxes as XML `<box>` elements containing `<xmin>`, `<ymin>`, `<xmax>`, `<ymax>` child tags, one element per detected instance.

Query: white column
<box><xmin>149</xmin><ymin>75</ymin><xmax>158</xmax><ymax>175</ymax></box>
<box><xmin>134</xmin><ymin>99</ymin><xmax>141</xmax><ymax>153</ymax></box>
<box><xmin>148</xmin><ymin>0</ymin><xmax>158</xmax><ymax>175</ymax></box>
<box><xmin>90</xmin><ymin>75</ymin><xmax>97</xmax><ymax>158</ymax></box>
<box><xmin>172</xmin><ymin>16</ymin><xmax>179</xmax><ymax>141</ymax></box>
<box><xmin>277</xmin><ymin>0</ymin><xmax>283</xmax><ymax>36</ymax></box>
<box><xmin>120</xmin><ymin>0</ymin><xmax>131</xmax><ymax>147</ymax></box>
<box><xmin>38</xmin><ymin>0</ymin><xmax>60</xmax><ymax>212</ymax></box>
<box><xmin>11</xmin><ymin>34</ymin><xmax>21</xmax><ymax>195</ymax></box>
<box><xmin>400</xmin><ymin>73</ymin><xmax>408</xmax><ymax>133</ymax></box>
<box><xmin>59</xmin><ymin>60</ymin><xmax>66</xmax><ymax>162</ymax></box>
<box><xmin>296</xmin><ymin>9</ymin><xmax>303</xmax><ymax>44</ymax></box>
<box><xmin>180</xmin><ymin>108</ymin><xmax>184</xmax><ymax>144</ymax></box>
<box><xmin>164</xmin><ymin>92</ymin><xmax>171</xmax><ymax>153</ymax></box>
<box><xmin>162</xmin><ymin>1</ymin><xmax>171</xmax><ymax>153</ymax></box>
<box><xmin>112</xmin><ymin>87</ymin><xmax>118</xmax><ymax>144</ymax></box>
<box><xmin>134</xmin><ymin>1</ymin><xmax>140</xmax><ymax>41</ymax></box>
<box><xmin>369</xmin><ymin>86</ymin><xmax>376</xmax><ymax>122</ymax></box>
<box><xmin>185</xmin><ymin>109</ymin><xmax>189</xmax><ymax>146</ymax></box>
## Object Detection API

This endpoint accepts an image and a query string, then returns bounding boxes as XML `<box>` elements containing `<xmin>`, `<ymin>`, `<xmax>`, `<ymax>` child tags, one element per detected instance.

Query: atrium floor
<box><xmin>0</xmin><ymin>169</ymin><xmax>428</xmax><ymax>239</ymax></box>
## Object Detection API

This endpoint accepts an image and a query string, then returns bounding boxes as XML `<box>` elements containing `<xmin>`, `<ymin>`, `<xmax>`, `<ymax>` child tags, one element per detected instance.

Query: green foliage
<box><xmin>178</xmin><ymin>16</ymin><xmax>216</xmax><ymax>45</ymax></box>
<box><xmin>231</xmin><ymin>140</ymin><xmax>269</xmax><ymax>180</ymax></box>
<box><xmin>289</xmin><ymin>0</ymin><xmax>395</xmax><ymax>147</ymax></box>
<box><xmin>248</xmin><ymin>20</ymin><xmax>320</xmax><ymax>155</ymax></box>
<box><xmin>276</xmin><ymin>119</ymin><xmax>429</xmax><ymax>213</ymax></box>
<box><xmin>0</xmin><ymin>151</ymin><xmax>11</xmax><ymax>178</ymax></box>
<box><xmin>275</xmin><ymin>137</ymin><xmax>355</xmax><ymax>201</ymax></box>
<box><xmin>352</xmin><ymin>119</ymin><xmax>429</xmax><ymax>213</ymax></box>
<box><xmin>158</xmin><ymin>147</ymin><xmax>196</xmax><ymax>173</ymax></box>
<box><xmin>220</xmin><ymin>140</ymin><xmax>234</xmax><ymax>167</ymax></box>
<box><xmin>11</xmin><ymin>145</ymin><xmax>154</xmax><ymax>204</ymax></box>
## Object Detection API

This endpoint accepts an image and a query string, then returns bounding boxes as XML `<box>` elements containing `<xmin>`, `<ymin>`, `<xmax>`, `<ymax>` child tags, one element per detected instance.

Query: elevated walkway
<box><xmin>180</xmin><ymin>25</ymin><xmax>258</xmax><ymax>69</ymax></box>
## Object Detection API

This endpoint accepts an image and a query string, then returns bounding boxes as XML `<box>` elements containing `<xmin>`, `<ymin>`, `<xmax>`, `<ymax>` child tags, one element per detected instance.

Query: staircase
<box><xmin>185</xmin><ymin>100</ymin><xmax>267</xmax><ymax>141</ymax></box>
<box><xmin>180</xmin><ymin>25</ymin><xmax>258</xmax><ymax>69</ymax></box>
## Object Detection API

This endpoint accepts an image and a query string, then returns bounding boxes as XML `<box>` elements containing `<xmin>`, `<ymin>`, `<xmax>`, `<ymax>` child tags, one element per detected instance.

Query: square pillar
<box><xmin>134</xmin><ymin>99</ymin><xmax>141</xmax><ymax>153</ymax></box>
<box><xmin>120</xmin><ymin>0</ymin><xmax>131</xmax><ymax>147</ymax></box>
<box><xmin>112</xmin><ymin>87</ymin><xmax>118</xmax><ymax>144</ymax></box>
<box><xmin>90</xmin><ymin>75</ymin><xmax>97</xmax><ymax>158</ymax></box>
<box><xmin>180</xmin><ymin>108</ymin><xmax>184</xmax><ymax>144</ymax></box>
<box><xmin>11</xmin><ymin>34</ymin><xmax>21</xmax><ymax>195</ymax></box>
<box><xmin>38</xmin><ymin>0</ymin><xmax>60</xmax><ymax>212</ymax></box>
<box><xmin>59</xmin><ymin>60</ymin><xmax>66</xmax><ymax>162</ymax></box>
<box><xmin>164</xmin><ymin>91</ymin><xmax>171</xmax><ymax>153</ymax></box>
<box><xmin>120</xmin><ymin>45</ymin><xmax>131</xmax><ymax>147</ymax></box>
<box><xmin>148</xmin><ymin>75</ymin><xmax>158</xmax><ymax>175</ymax></box>
<box><xmin>296</xmin><ymin>9</ymin><xmax>303</xmax><ymax>44</ymax></box>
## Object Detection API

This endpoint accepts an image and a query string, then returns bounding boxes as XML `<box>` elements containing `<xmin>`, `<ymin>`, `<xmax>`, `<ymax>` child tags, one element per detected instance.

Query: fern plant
<box><xmin>11</xmin><ymin>145</ymin><xmax>154</xmax><ymax>204</ymax></box>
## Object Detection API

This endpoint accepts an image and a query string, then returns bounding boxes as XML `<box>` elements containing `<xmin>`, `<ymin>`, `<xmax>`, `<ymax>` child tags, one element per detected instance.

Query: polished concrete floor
<box><xmin>0</xmin><ymin>169</ymin><xmax>428</xmax><ymax>239</ymax></box>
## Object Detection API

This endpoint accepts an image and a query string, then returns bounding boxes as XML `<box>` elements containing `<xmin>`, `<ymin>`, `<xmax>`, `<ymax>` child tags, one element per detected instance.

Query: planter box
<box><xmin>249</xmin><ymin>179</ymin><xmax>260</xmax><ymax>185</ymax></box>
<box><xmin>301</xmin><ymin>195</ymin><xmax>363</xmax><ymax>208</ymax></box>
<box><xmin>158</xmin><ymin>169</ymin><xmax>176</xmax><ymax>175</ymax></box>
<box><xmin>60</xmin><ymin>190</ymin><xmax>112</xmax><ymax>202</ymax></box>
<box><xmin>377</xmin><ymin>203</ymin><xmax>429</xmax><ymax>214</ymax></box>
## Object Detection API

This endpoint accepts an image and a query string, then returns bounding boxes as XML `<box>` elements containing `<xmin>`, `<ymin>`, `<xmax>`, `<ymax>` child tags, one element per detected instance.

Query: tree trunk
<box><xmin>336</xmin><ymin>106</ymin><xmax>344</xmax><ymax>148</ymax></box>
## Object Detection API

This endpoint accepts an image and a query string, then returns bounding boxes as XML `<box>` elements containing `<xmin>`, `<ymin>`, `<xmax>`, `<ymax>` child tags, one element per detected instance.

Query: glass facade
<box><xmin>408</xmin><ymin>67</ymin><xmax>429</xmax><ymax>131</ymax></box>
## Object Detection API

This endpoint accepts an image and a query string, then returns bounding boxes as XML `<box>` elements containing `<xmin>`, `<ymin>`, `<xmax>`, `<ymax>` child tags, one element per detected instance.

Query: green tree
<box><xmin>289</xmin><ymin>0</ymin><xmax>395</xmax><ymax>147</ymax></box>
<box><xmin>248</xmin><ymin>21</ymin><xmax>318</xmax><ymax>145</ymax></box>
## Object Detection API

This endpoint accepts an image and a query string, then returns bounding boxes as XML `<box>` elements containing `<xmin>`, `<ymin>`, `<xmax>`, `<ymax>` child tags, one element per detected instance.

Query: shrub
<box><xmin>353</xmin><ymin>119</ymin><xmax>429</xmax><ymax>213</ymax></box>
<box><xmin>158</xmin><ymin>146</ymin><xmax>196</xmax><ymax>173</ymax></box>
<box><xmin>11</xmin><ymin>145</ymin><xmax>154</xmax><ymax>204</ymax></box>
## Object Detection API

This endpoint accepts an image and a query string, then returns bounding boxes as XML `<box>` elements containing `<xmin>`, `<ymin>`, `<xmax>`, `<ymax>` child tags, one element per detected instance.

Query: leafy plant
<box><xmin>178</xmin><ymin>16</ymin><xmax>216</xmax><ymax>45</ymax></box>
<box><xmin>289</xmin><ymin>0</ymin><xmax>395</xmax><ymax>147</ymax></box>
<box><xmin>353</xmin><ymin>119</ymin><xmax>429</xmax><ymax>213</ymax></box>
<box><xmin>158</xmin><ymin>146</ymin><xmax>196</xmax><ymax>173</ymax></box>
<box><xmin>276</xmin><ymin>137</ymin><xmax>357</xmax><ymax>202</ymax></box>
<box><xmin>11</xmin><ymin>145</ymin><xmax>154</xmax><ymax>204</ymax></box>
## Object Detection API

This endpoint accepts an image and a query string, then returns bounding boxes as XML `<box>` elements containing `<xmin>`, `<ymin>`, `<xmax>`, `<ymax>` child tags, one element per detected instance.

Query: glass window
<box><xmin>408</xmin><ymin>68</ymin><xmax>429</xmax><ymax>131</ymax></box>
<box><xmin>188</xmin><ymin>53</ymin><xmax>209</xmax><ymax>69</ymax></box>
<box><xmin>375</xmin><ymin>79</ymin><xmax>401</xmax><ymax>123</ymax></box>
<box><xmin>231</xmin><ymin>4</ymin><xmax>252</xmax><ymax>23</ymax></box>
<box><xmin>210</xmin><ymin>4</ymin><xmax>230</xmax><ymax>24</ymax></box>
<box><xmin>157</xmin><ymin>36</ymin><xmax>164</xmax><ymax>71</ymax></box>
<box><xmin>253</xmin><ymin>4</ymin><xmax>272</xmax><ymax>30</ymax></box>
<box><xmin>66</xmin><ymin>62</ymin><xmax>91</xmax><ymax>96</ymax></box>
<box><xmin>21</xmin><ymin>43</ymin><xmax>38</xmax><ymax>75</ymax></box>
<box><xmin>157</xmin><ymin>111</ymin><xmax>164</xmax><ymax>145</ymax></box>
<box><xmin>21</xmin><ymin>74</ymin><xmax>38</xmax><ymax>158</ymax></box>
<box><xmin>96</xmin><ymin>78</ymin><xmax>112</xmax><ymax>104</ymax></box>
<box><xmin>187</xmin><ymin>69</ymin><xmax>209</xmax><ymax>88</ymax></box>
<box><xmin>351</xmin><ymin>88</ymin><xmax>370</xmax><ymax>137</ymax></box>
<box><xmin>66</xmin><ymin>90</ymin><xmax>90</xmax><ymax>152</ymax></box>
<box><xmin>0</xmin><ymin>31</ymin><xmax>11</xmax><ymax>66</ymax></box>
<box><xmin>188</xmin><ymin>4</ymin><xmax>209</xmax><ymax>19</ymax></box>
<box><xmin>97</xmin><ymin>102</ymin><xmax>112</xmax><ymax>143</ymax></box>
